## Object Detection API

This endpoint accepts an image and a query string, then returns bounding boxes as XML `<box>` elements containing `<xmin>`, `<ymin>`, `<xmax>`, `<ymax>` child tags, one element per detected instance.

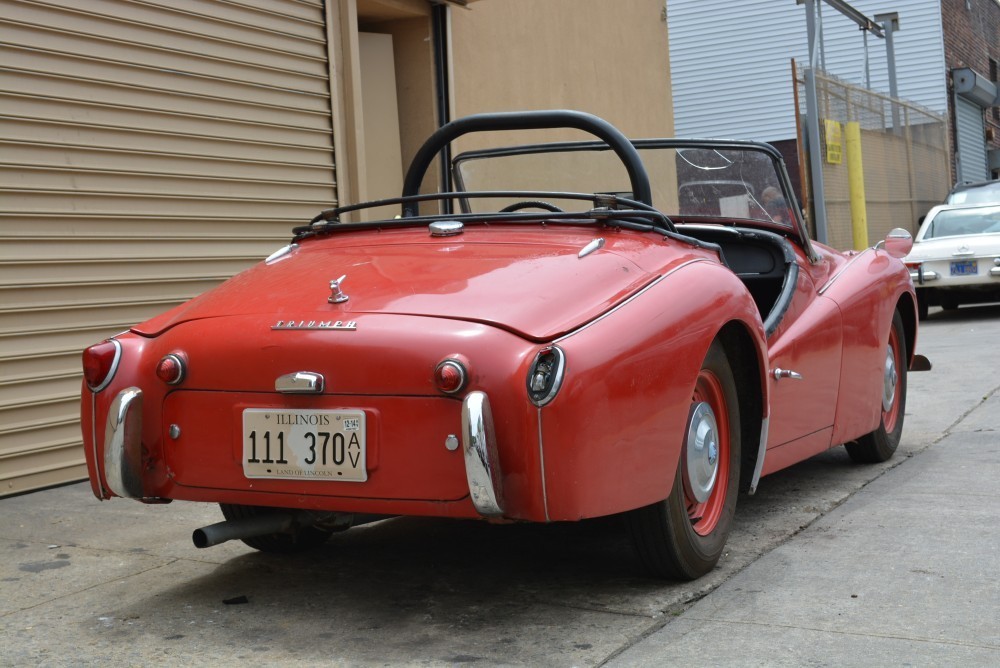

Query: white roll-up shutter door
<box><xmin>955</xmin><ymin>96</ymin><xmax>988</xmax><ymax>183</ymax></box>
<box><xmin>0</xmin><ymin>0</ymin><xmax>336</xmax><ymax>495</ymax></box>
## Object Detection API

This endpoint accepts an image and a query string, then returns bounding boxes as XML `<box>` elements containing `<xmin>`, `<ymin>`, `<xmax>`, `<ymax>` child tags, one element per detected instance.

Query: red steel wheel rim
<box><xmin>687</xmin><ymin>370</ymin><xmax>730</xmax><ymax>536</ymax></box>
<box><xmin>882</xmin><ymin>325</ymin><xmax>903</xmax><ymax>434</ymax></box>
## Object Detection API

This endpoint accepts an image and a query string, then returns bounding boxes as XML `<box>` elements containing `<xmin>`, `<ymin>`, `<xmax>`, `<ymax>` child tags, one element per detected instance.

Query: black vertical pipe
<box><xmin>431</xmin><ymin>3</ymin><xmax>453</xmax><ymax>213</ymax></box>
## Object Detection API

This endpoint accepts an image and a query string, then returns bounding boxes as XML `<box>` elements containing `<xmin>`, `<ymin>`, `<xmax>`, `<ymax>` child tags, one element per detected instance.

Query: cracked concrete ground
<box><xmin>1</xmin><ymin>304</ymin><xmax>998</xmax><ymax>666</ymax></box>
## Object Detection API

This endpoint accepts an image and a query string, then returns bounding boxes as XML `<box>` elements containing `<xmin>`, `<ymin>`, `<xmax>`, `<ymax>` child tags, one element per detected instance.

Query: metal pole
<box><xmin>876</xmin><ymin>13</ymin><xmax>901</xmax><ymax>133</ymax></box>
<box><xmin>804</xmin><ymin>0</ymin><xmax>829</xmax><ymax>243</ymax></box>
<box><xmin>863</xmin><ymin>29</ymin><xmax>870</xmax><ymax>89</ymax></box>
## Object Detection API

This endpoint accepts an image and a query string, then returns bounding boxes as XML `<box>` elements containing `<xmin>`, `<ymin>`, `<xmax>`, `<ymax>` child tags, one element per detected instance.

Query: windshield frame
<box><xmin>452</xmin><ymin>138</ymin><xmax>817</xmax><ymax>262</ymax></box>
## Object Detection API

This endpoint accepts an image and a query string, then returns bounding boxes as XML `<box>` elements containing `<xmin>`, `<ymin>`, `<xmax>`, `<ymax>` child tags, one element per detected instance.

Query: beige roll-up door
<box><xmin>0</xmin><ymin>0</ymin><xmax>337</xmax><ymax>495</ymax></box>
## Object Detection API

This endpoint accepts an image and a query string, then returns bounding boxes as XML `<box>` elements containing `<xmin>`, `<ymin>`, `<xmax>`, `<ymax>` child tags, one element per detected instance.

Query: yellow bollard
<box><xmin>845</xmin><ymin>121</ymin><xmax>869</xmax><ymax>250</ymax></box>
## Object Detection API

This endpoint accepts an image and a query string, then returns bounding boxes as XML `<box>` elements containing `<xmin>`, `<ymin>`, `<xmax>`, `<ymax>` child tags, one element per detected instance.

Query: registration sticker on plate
<box><xmin>242</xmin><ymin>409</ymin><xmax>366</xmax><ymax>481</ymax></box>
<box><xmin>950</xmin><ymin>260</ymin><xmax>978</xmax><ymax>276</ymax></box>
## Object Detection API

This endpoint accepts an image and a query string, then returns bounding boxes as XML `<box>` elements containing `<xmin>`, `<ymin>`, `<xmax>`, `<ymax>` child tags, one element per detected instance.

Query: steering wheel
<box><xmin>499</xmin><ymin>200</ymin><xmax>565</xmax><ymax>213</ymax></box>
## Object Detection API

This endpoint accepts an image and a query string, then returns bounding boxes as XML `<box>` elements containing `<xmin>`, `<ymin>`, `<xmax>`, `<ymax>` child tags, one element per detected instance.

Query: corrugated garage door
<box><xmin>0</xmin><ymin>0</ymin><xmax>337</xmax><ymax>495</ymax></box>
<box><xmin>955</xmin><ymin>96</ymin><xmax>988</xmax><ymax>183</ymax></box>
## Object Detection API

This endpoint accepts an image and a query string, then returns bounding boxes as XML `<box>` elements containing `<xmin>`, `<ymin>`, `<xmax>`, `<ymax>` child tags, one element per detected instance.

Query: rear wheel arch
<box><xmin>895</xmin><ymin>292</ymin><xmax>917</xmax><ymax>367</ymax></box>
<box><xmin>717</xmin><ymin>321</ymin><xmax>765</xmax><ymax>495</ymax></box>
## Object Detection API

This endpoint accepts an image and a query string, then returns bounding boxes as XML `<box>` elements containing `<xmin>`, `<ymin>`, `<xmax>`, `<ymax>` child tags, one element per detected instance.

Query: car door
<box><xmin>762</xmin><ymin>244</ymin><xmax>844</xmax><ymax>473</ymax></box>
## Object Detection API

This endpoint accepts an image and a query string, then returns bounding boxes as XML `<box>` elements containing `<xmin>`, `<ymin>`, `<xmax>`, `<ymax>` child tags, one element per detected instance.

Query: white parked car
<box><xmin>905</xmin><ymin>202</ymin><xmax>1000</xmax><ymax>319</ymax></box>
<box><xmin>945</xmin><ymin>179</ymin><xmax>1000</xmax><ymax>205</ymax></box>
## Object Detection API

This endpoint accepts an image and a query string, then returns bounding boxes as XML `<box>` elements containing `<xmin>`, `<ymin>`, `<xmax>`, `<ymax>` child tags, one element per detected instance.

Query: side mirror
<box><xmin>882</xmin><ymin>228</ymin><xmax>913</xmax><ymax>259</ymax></box>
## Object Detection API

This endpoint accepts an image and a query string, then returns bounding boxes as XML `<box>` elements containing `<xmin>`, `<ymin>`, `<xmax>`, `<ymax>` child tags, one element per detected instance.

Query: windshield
<box><xmin>945</xmin><ymin>181</ymin><xmax>1000</xmax><ymax>205</ymax></box>
<box><xmin>924</xmin><ymin>205</ymin><xmax>1000</xmax><ymax>239</ymax></box>
<box><xmin>453</xmin><ymin>141</ymin><xmax>798</xmax><ymax>228</ymax></box>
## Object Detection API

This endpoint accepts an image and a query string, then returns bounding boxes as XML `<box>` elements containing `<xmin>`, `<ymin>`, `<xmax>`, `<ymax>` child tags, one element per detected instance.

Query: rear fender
<box><xmin>538</xmin><ymin>260</ymin><xmax>768</xmax><ymax>521</ymax></box>
<box><xmin>820</xmin><ymin>249</ymin><xmax>916</xmax><ymax>444</ymax></box>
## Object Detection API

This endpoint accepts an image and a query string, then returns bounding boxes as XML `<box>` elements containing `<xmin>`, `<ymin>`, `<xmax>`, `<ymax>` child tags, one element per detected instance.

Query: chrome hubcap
<box><xmin>882</xmin><ymin>343</ymin><xmax>898</xmax><ymax>412</ymax></box>
<box><xmin>683</xmin><ymin>402</ymin><xmax>719</xmax><ymax>504</ymax></box>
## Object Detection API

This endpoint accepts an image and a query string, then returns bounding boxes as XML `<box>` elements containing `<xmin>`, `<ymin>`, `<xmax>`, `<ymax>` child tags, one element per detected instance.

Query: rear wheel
<box><xmin>916</xmin><ymin>292</ymin><xmax>929</xmax><ymax>321</ymax></box>
<box><xmin>846</xmin><ymin>310</ymin><xmax>907</xmax><ymax>463</ymax></box>
<box><xmin>219</xmin><ymin>503</ymin><xmax>334</xmax><ymax>553</ymax></box>
<box><xmin>626</xmin><ymin>340</ymin><xmax>741</xmax><ymax>580</ymax></box>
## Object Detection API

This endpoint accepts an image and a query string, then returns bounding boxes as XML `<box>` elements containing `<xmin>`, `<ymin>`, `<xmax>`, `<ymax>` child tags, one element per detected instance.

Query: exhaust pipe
<box><xmin>192</xmin><ymin>511</ymin><xmax>391</xmax><ymax>548</ymax></box>
<box><xmin>193</xmin><ymin>510</ymin><xmax>314</xmax><ymax>549</ymax></box>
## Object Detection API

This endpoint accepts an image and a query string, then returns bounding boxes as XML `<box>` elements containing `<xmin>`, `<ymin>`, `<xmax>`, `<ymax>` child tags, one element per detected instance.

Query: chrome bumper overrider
<box><xmin>104</xmin><ymin>387</ymin><xmax>145</xmax><ymax>499</ymax></box>
<box><xmin>461</xmin><ymin>391</ymin><xmax>505</xmax><ymax>516</ymax></box>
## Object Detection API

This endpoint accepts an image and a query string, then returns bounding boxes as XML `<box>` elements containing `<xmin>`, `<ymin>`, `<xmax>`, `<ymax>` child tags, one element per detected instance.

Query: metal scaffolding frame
<box><xmin>798</xmin><ymin>0</ymin><xmax>900</xmax><ymax>244</ymax></box>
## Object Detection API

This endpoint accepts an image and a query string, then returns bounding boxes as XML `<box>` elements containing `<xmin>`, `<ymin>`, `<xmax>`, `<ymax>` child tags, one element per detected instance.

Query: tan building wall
<box><xmin>0</xmin><ymin>0</ymin><xmax>675</xmax><ymax>495</ymax></box>
<box><xmin>450</xmin><ymin>0</ymin><xmax>675</xmax><ymax>150</ymax></box>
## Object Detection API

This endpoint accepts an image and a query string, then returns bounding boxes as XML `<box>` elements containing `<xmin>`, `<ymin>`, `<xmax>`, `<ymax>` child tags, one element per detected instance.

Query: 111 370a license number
<box><xmin>241</xmin><ymin>409</ymin><xmax>367</xmax><ymax>481</ymax></box>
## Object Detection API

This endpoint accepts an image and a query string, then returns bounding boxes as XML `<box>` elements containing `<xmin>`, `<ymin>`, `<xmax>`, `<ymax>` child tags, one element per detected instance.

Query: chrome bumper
<box><xmin>461</xmin><ymin>391</ymin><xmax>504</xmax><ymax>516</ymax></box>
<box><xmin>103</xmin><ymin>387</ymin><xmax>145</xmax><ymax>499</ymax></box>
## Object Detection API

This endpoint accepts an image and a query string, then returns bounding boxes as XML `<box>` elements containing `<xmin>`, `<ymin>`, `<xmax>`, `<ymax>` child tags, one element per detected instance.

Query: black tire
<box><xmin>916</xmin><ymin>292</ymin><xmax>929</xmax><ymax>321</ymax></box>
<box><xmin>626</xmin><ymin>340</ymin><xmax>741</xmax><ymax>580</ymax></box>
<box><xmin>846</xmin><ymin>310</ymin><xmax>907</xmax><ymax>463</ymax></box>
<box><xmin>219</xmin><ymin>503</ymin><xmax>333</xmax><ymax>553</ymax></box>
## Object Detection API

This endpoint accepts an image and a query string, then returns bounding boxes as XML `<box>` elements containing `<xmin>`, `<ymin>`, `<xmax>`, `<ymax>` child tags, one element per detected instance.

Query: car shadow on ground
<box><xmin>94</xmin><ymin>445</ymin><xmax>899</xmax><ymax>661</ymax></box>
<box><xmin>925</xmin><ymin>302</ymin><xmax>1000</xmax><ymax>322</ymax></box>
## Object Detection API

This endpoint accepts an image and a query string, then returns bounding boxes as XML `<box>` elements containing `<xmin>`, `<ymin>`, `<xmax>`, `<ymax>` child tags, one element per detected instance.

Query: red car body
<box><xmin>81</xmin><ymin>111</ymin><xmax>925</xmax><ymax>579</ymax></box>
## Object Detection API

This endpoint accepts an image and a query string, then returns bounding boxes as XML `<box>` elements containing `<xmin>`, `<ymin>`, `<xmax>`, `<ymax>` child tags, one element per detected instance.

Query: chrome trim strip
<box><xmin>748</xmin><ymin>416</ymin><xmax>769</xmax><ymax>495</ymax></box>
<box><xmin>991</xmin><ymin>267</ymin><xmax>1000</xmax><ymax>277</ymax></box>
<box><xmin>578</xmin><ymin>237</ymin><xmax>605</xmax><ymax>258</ymax></box>
<box><xmin>275</xmin><ymin>371</ymin><xmax>325</xmax><ymax>394</ymax></box>
<box><xmin>104</xmin><ymin>387</ymin><xmax>144</xmax><ymax>499</ymax></box>
<box><xmin>537</xmin><ymin>408</ymin><xmax>550</xmax><ymax>522</ymax></box>
<box><xmin>265</xmin><ymin>243</ymin><xmax>297</xmax><ymax>264</ymax></box>
<box><xmin>818</xmin><ymin>248</ymin><xmax>871</xmax><ymax>296</ymax></box>
<box><xmin>461</xmin><ymin>391</ymin><xmax>504</xmax><ymax>516</ymax></box>
<box><xmin>556</xmin><ymin>259</ymin><xmax>709</xmax><ymax>343</ymax></box>
<box><xmin>430</xmin><ymin>220</ymin><xmax>464</xmax><ymax>237</ymax></box>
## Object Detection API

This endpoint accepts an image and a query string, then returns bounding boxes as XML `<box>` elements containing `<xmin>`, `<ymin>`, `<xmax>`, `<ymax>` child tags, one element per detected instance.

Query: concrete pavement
<box><xmin>1</xmin><ymin>304</ymin><xmax>998</xmax><ymax>666</ymax></box>
<box><xmin>609</xmin><ymin>395</ymin><xmax>1000</xmax><ymax>666</ymax></box>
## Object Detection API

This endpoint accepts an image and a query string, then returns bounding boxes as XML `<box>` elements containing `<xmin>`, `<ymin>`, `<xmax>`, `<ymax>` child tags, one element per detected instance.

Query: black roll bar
<box><xmin>400</xmin><ymin>110</ymin><xmax>653</xmax><ymax>217</ymax></box>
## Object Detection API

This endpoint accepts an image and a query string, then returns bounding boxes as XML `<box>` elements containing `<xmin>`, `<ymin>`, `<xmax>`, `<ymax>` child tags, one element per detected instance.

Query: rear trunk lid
<box><xmin>133</xmin><ymin>226</ymin><xmax>665</xmax><ymax>341</ymax></box>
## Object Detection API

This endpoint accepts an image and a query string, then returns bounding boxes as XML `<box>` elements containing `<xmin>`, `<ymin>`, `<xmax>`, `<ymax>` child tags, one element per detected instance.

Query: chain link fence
<box><xmin>796</xmin><ymin>66</ymin><xmax>950</xmax><ymax>250</ymax></box>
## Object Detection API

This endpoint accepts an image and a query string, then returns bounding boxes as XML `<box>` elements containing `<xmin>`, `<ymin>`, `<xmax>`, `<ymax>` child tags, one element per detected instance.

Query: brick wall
<box><xmin>941</xmin><ymin>0</ymin><xmax>1000</xmax><ymax>180</ymax></box>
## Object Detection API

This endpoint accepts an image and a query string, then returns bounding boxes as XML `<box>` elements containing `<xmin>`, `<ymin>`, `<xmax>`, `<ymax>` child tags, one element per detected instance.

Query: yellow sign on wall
<box><xmin>825</xmin><ymin>119</ymin><xmax>843</xmax><ymax>164</ymax></box>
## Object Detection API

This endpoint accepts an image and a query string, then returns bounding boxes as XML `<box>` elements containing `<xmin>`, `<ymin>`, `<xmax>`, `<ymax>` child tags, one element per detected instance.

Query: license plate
<box><xmin>242</xmin><ymin>409</ymin><xmax>366</xmax><ymax>481</ymax></box>
<box><xmin>950</xmin><ymin>260</ymin><xmax>978</xmax><ymax>276</ymax></box>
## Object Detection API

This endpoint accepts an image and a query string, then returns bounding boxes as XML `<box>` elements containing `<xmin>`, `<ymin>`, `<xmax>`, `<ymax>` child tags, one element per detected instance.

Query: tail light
<box><xmin>156</xmin><ymin>353</ymin><xmax>186</xmax><ymax>385</ymax></box>
<box><xmin>526</xmin><ymin>346</ymin><xmax>566</xmax><ymax>406</ymax></box>
<box><xmin>82</xmin><ymin>340</ymin><xmax>122</xmax><ymax>392</ymax></box>
<box><xmin>434</xmin><ymin>358</ymin><xmax>468</xmax><ymax>394</ymax></box>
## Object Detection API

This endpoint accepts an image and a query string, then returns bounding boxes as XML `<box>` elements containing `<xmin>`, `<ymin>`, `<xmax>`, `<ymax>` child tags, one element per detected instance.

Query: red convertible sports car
<box><xmin>81</xmin><ymin>111</ymin><xmax>928</xmax><ymax>580</ymax></box>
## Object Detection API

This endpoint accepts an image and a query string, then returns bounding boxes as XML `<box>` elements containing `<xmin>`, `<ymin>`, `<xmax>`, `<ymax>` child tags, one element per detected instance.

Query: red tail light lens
<box><xmin>156</xmin><ymin>353</ymin><xmax>186</xmax><ymax>385</ymax></box>
<box><xmin>434</xmin><ymin>359</ymin><xmax>467</xmax><ymax>394</ymax></box>
<box><xmin>82</xmin><ymin>340</ymin><xmax>122</xmax><ymax>392</ymax></box>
